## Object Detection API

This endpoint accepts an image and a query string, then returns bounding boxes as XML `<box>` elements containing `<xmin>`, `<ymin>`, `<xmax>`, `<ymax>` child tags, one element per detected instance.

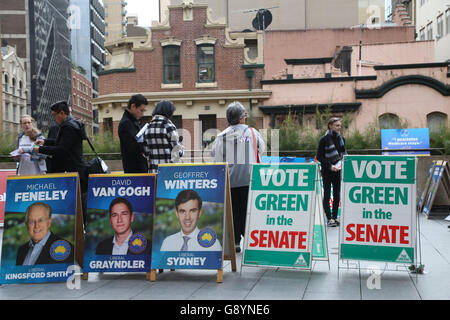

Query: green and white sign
<box><xmin>313</xmin><ymin>169</ymin><xmax>328</xmax><ymax>261</ymax></box>
<box><xmin>243</xmin><ymin>164</ymin><xmax>317</xmax><ymax>269</ymax></box>
<box><xmin>339</xmin><ymin>155</ymin><xmax>417</xmax><ymax>264</ymax></box>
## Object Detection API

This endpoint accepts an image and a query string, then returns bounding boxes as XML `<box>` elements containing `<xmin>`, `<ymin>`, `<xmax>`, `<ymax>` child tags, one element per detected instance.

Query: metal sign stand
<box><xmin>337</xmin><ymin>156</ymin><xmax>423</xmax><ymax>282</ymax></box>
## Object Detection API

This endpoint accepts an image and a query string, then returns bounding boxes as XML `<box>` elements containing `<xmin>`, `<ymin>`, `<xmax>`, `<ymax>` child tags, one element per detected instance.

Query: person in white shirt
<box><xmin>14</xmin><ymin>115</ymin><xmax>47</xmax><ymax>175</ymax></box>
<box><xmin>160</xmin><ymin>190</ymin><xmax>222</xmax><ymax>252</ymax></box>
<box><xmin>96</xmin><ymin>197</ymin><xmax>151</xmax><ymax>255</ymax></box>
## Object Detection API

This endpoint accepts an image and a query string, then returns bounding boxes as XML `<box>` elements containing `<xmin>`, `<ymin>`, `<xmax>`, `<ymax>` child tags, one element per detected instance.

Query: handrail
<box><xmin>0</xmin><ymin>148</ymin><xmax>445</xmax><ymax>161</ymax></box>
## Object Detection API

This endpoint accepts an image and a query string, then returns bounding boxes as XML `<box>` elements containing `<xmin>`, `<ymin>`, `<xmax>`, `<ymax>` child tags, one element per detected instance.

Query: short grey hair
<box><xmin>226</xmin><ymin>101</ymin><xmax>247</xmax><ymax>125</ymax></box>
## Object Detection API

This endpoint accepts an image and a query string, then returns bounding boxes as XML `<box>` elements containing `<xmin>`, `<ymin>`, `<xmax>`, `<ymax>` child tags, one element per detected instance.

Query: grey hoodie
<box><xmin>211</xmin><ymin>124</ymin><xmax>265</xmax><ymax>188</ymax></box>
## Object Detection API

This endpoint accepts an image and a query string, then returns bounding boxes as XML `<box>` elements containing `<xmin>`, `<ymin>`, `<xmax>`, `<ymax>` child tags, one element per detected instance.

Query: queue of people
<box><xmin>11</xmin><ymin>96</ymin><xmax>344</xmax><ymax>254</ymax></box>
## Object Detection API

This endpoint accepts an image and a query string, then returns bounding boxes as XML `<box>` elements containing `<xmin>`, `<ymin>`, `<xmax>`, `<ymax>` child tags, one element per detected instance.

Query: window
<box><xmin>163</xmin><ymin>46</ymin><xmax>180</xmax><ymax>84</ymax></box>
<box><xmin>103</xmin><ymin>117</ymin><xmax>113</xmax><ymax>135</ymax></box>
<box><xmin>172</xmin><ymin>115</ymin><xmax>182</xmax><ymax>129</ymax></box>
<box><xmin>379</xmin><ymin>113</ymin><xmax>401</xmax><ymax>129</ymax></box>
<box><xmin>19</xmin><ymin>81</ymin><xmax>23</xmax><ymax>97</ymax></box>
<box><xmin>13</xmin><ymin>105</ymin><xmax>17</xmax><ymax>123</ymax></box>
<box><xmin>3</xmin><ymin>75</ymin><xmax>8</xmax><ymax>92</ymax></box>
<box><xmin>4</xmin><ymin>102</ymin><xmax>9</xmax><ymax>121</ymax></box>
<box><xmin>426</xmin><ymin>22</ymin><xmax>433</xmax><ymax>40</ymax></box>
<box><xmin>427</xmin><ymin>112</ymin><xmax>448</xmax><ymax>133</ymax></box>
<box><xmin>11</xmin><ymin>78</ymin><xmax>16</xmax><ymax>95</ymax></box>
<box><xmin>437</xmin><ymin>15</ymin><xmax>443</xmax><ymax>39</ymax></box>
<box><xmin>199</xmin><ymin>114</ymin><xmax>217</xmax><ymax>147</ymax></box>
<box><xmin>446</xmin><ymin>9</ymin><xmax>450</xmax><ymax>35</ymax></box>
<box><xmin>419</xmin><ymin>28</ymin><xmax>425</xmax><ymax>40</ymax></box>
<box><xmin>197</xmin><ymin>45</ymin><xmax>215</xmax><ymax>83</ymax></box>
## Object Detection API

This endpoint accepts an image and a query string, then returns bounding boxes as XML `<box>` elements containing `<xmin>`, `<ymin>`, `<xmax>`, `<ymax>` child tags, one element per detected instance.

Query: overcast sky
<box><xmin>125</xmin><ymin>0</ymin><xmax>160</xmax><ymax>27</ymax></box>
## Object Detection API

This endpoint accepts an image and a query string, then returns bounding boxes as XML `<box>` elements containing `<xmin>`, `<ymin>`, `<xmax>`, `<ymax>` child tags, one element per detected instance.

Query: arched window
<box><xmin>19</xmin><ymin>81</ymin><xmax>23</xmax><ymax>97</ymax></box>
<box><xmin>379</xmin><ymin>113</ymin><xmax>401</xmax><ymax>129</ymax></box>
<box><xmin>11</xmin><ymin>78</ymin><xmax>16</xmax><ymax>95</ymax></box>
<box><xmin>427</xmin><ymin>112</ymin><xmax>448</xmax><ymax>133</ymax></box>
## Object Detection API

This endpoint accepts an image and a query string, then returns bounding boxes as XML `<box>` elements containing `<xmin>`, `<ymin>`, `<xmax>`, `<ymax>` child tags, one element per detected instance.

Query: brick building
<box><xmin>95</xmin><ymin>2</ymin><xmax>270</xmax><ymax>150</ymax></box>
<box><xmin>72</xmin><ymin>68</ymin><xmax>93</xmax><ymax>135</ymax></box>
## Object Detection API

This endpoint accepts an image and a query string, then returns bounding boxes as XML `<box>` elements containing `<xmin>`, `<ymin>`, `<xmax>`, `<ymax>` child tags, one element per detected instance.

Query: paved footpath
<box><xmin>0</xmin><ymin>214</ymin><xmax>448</xmax><ymax>300</ymax></box>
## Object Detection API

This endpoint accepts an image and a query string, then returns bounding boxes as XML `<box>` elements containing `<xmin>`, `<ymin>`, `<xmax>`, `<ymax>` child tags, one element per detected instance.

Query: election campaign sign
<box><xmin>83</xmin><ymin>173</ymin><xmax>156</xmax><ymax>274</ymax></box>
<box><xmin>242</xmin><ymin>163</ymin><xmax>317</xmax><ymax>270</ymax></box>
<box><xmin>0</xmin><ymin>170</ymin><xmax>16</xmax><ymax>226</ymax></box>
<box><xmin>422</xmin><ymin>161</ymin><xmax>450</xmax><ymax>217</ymax></box>
<box><xmin>339</xmin><ymin>155</ymin><xmax>417</xmax><ymax>264</ymax></box>
<box><xmin>417</xmin><ymin>161</ymin><xmax>437</xmax><ymax>213</ymax></box>
<box><xmin>313</xmin><ymin>170</ymin><xmax>329</xmax><ymax>261</ymax></box>
<box><xmin>0</xmin><ymin>173</ymin><xmax>79</xmax><ymax>284</ymax></box>
<box><xmin>381</xmin><ymin>128</ymin><xmax>430</xmax><ymax>155</ymax></box>
<box><xmin>151</xmin><ymin>164</ymin><xmax>227</xmax><ymax>273</ymax></box>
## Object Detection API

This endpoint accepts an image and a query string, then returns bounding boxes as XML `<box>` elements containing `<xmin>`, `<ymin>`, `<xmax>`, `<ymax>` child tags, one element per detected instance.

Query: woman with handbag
<box><xmin>211</xmin><ymin>101</ymin><xmax>265</xmax><ymax>252</ymax></box>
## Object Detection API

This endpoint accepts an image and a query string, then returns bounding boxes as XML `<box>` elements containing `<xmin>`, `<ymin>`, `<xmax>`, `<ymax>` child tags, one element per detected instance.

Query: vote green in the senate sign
<box><xmin>339</xmin><ymin>156</ymin><xmax>417</xmax><ymax>264</ymax></box>
<box><xmin>243</xmin><ymin>164</ymin><xmax>317</xmax><ymax>269</ymax></box>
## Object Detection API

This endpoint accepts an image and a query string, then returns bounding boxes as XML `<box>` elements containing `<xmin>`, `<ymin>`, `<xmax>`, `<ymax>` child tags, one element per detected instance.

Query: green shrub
<box><xmin>83</xmin><ymin>131</ymin><xmax>121</xmax><ymax>159</ymax></box>
<box><xmin>0</xmin><ymin>133</ymin><xmax>18</xmax><ymax>162</ymax></box>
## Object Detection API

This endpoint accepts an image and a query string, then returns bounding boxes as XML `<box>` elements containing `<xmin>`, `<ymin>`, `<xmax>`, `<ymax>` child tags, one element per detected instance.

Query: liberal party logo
<box><xmin>197</xmin><ymin>228</ymin><xmax>217</xmax><ymax>248</ymax></box>
<box><xmin>128</xmin><ymin>233</ymin><xmax>147</xmax><ymax>254</ymax></box>
<box><xmin>50</xmin><ymin>240</ymin><xmax>71</xmax><ymax>261</ymax></box>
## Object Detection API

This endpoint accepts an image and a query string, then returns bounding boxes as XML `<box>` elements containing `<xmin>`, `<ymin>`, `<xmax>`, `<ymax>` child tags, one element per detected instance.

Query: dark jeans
<box><xmin>231</xmin><ymin>186</ymin><xmax>249</xmax><ymax>245</ymax></box>
<box><xmin>321</xmin><ymin>169</ymin><xmax>341</xmax><ymax>220</ymax></box>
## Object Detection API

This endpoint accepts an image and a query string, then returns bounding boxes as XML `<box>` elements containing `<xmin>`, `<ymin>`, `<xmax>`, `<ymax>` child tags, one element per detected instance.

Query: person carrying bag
<box><xmin>211</xmin><ymin>101</ymin><xmax>265</xmax><ymax>252</ymax></box>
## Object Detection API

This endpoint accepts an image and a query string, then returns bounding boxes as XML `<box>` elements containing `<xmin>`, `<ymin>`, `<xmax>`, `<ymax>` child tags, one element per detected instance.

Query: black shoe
<box><xmin>235</xmin><ymin>245</ymin><xmax>241</xmax><ymax>253</ymax></box>
<box><xmin>327</xmin><ymin>219</ymin><xmax>337</xmax><ymax>227</ymax></box>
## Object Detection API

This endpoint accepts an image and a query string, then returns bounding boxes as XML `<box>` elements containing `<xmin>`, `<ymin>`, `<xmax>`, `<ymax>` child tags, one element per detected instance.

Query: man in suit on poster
<box><xmin>16</xmin><ymin>202</ymin><xmax>74</xmax><ymax>265</ymax></box>
<box><xmin>96</xmin><ymin>197</ymin><xmax>151</xmax><ymax>255</ymax></box>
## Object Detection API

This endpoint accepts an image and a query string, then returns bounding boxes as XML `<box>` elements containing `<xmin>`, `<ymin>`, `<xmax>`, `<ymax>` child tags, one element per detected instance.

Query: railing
<box><xmin>0</xmin><ymin>148</ymin><xmax>445</xmax><ymax>163</ymax></box>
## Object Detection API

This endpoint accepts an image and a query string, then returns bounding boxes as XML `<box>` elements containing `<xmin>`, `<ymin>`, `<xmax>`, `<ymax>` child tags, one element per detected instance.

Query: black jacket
<box><xmin>16</xmin><ymin>232</ymin><xmax>74</xmax><ymax>265</ymax></box>
<box><xmin>317</xmin><ymin>130</ymin><xmax>346</xmax><ymax>172</ymax></box>
<box><xmin>38</xmin><ymin>116</ymin><xmax>87</xmax><ymax>191</ymax></box>
<box><xmin>118</xmin><ymin>109</ymin><xmax>148</xmax><ymax>173</ymax></box>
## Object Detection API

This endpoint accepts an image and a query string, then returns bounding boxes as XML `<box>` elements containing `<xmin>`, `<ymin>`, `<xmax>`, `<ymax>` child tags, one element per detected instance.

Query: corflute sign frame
<box><xmin>242</xmin><ymin>163</ymin><xmax>317</xmax><ymax>271</ymax></box>
<box><xmin>82</xmin><ymin>173</ymin><xmax>156</xmax><ymax>280</ymax></box>
<box><xmin>0</xmin><ymin>173</ymin><xmax>83</xmax><ymax>284</ymax></box>
<box><xmin>150</xmin><ymin>163</ymin><xmax>236</xmax><ymax>283</ymax></box>
<box><xmin>339</xmin><ymin>155</ymin><xmax>419</xmax><ymax>270</ymax></box>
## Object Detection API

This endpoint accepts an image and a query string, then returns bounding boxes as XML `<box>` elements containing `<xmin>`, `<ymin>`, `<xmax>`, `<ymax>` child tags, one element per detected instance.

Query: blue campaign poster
<box><xmin>0</xmin><ymin>173</ymin><xmax>78</xmax><ymax>284</ymax></box>
<box><xmin>83</xmin><ymin>174</ymin><xmax>156</xmax><ymax>273</ymax></box>
<box><xmin>381</xmin><ymin>128</ymin><xmax>430</xmax><ymax>155</ymax></box>
<box><xmin>151</xmin><ymin>164</ymin><xmax>226</xmax><ymax>270</ymax></box>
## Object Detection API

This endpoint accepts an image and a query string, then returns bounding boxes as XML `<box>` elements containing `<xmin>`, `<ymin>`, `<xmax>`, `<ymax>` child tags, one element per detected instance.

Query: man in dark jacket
<box><xmin>316</xmin><ymin>117</ymin><xmax>347</xmax><ymax>227</ymax></box>
<box><xmin>34</xmin><ymin>101</ymin><xmax>87</xmax><ymax>192</ymax></box>
<box><xmin>118</xmin><ymin>94</ymin><xmax>149</xmax><ymax>173</ymax></box>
